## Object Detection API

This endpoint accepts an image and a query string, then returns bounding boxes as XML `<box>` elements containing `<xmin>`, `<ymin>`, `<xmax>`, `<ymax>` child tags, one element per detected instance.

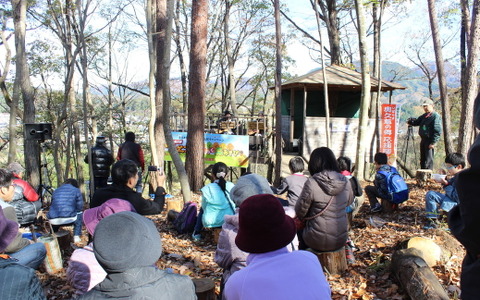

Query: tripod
<box><xmin>402</xmin><ymin>126</ymin><xmax>417</xmax><ymax>173</ymax></box>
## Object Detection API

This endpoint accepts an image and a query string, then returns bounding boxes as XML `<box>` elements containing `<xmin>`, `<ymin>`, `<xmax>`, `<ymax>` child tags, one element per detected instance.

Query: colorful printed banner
<box><xmin>164</xmin><ymin>132</ymin><xmax>249</xmax><ymax>168</ymax></box>
<box><xmin>380</xmin><ymin>104</ymin><xmax>397</xmax><ymax>158</ymax></box>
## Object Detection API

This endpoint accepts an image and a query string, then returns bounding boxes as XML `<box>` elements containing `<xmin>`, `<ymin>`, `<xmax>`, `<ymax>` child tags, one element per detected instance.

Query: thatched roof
<box><xmin>276</xmin><ymin>64</ymin><xmax>406</xmax><ymax>92</ymax></box>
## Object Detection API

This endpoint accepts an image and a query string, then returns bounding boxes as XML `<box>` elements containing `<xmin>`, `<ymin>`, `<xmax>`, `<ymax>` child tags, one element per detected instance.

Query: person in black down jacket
<box><xmin>85</xmin><ymin>136</ymin><xmax>114</xmax><ymax>191</ymax></box>
<box><xmin>90</xmin><ymin>159</ymin><xmax>166</xmax><ymax>215</ymax></box>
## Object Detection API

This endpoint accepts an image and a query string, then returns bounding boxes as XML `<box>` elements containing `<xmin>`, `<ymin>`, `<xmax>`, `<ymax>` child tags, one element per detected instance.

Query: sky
<box><xmin>282</xmin><ymin>0</ymin><xmax>460</xmax><ymax>76</ymax></box>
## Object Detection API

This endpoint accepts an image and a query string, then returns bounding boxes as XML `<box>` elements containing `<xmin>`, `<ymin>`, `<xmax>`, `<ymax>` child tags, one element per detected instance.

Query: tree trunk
<box><xmin>160</xmin><ymin>0</ymin><xmax>191</xmax><ymax>202</ymax></box>
<box><xmin>173</xmin><ymin>0</ymin><xmax>188</xmax><ymax>114</ymax></box>
<box><xmin>77</xmin><ymin>0</ymin><xmax>94</xmax><ymax>199</ymax></box>
<box><xmin>224</xmin><ymin>0</ymin><xmax>237</xmax><ymax>117</ymax></box>
<box><xmin>273</xmin><ymin>0</ymin><xmax>282</xmax><ymax>186</ymax></box>
<box><xmin>12</xmin><ymin>0</ymin><xmax>40</xmax><ymax>187</ymax></box>
<box><xmin>460</xmin><ymin>0</ymin><xmax>471</xmax><ymax>99</ymax></box>
<box><xmin>311</xmin><ymin>0</ymin><xmax>331</xmax><ymax>148</ymax></box>
<box><xmin>185</xmin><ymin>0</ymin><xmax>208</xmax><ymax>192</ymax></box>
<box><xmin>427</xmin><ymin>0</ymin><xmax>454</xmax><ymax>155</ymax></box>
<box><xmin>391</xmin><ymin>248</ymin><xmax>450</xmax><ymax>300</ymax></box>
<box><xmin>318</xmin><ymin>0</ymin><xmax>342</xmax><ymax>65</ymax></box>
<box><xmin>147</xmin><ymin>0</ymin><xmax>159</xmax><ymax>168</ymax></box>
<box><xmin>353</xmin><ymin>0</ymin><xmax>370</xmax><ymax>181</ymax></box>
<box><xmin>458</xmin><ymin>0</ymin><xmax>480</xmax><ymax>159</ymax></box>
<box><xmin>154</xmin><ymin>0</ymin><xmax>168</xmax><ymax>171</ymax></box>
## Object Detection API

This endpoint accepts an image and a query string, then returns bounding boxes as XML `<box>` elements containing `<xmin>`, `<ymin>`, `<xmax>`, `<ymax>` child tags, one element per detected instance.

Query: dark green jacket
<box><xmin>409</xmin><ymin>111</ymin><xmax>442</xmax><ymax>144</ymax></box>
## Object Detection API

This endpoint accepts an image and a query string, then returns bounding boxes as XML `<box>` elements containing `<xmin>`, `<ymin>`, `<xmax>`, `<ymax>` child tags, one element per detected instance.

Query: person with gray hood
<box><xmin>78</xmin><ymin>211</ymin><xmax>196</xmax><ymax>300</ymax></box>
<box><xmin>214</xmin><ymin>174</ymin><xmax>297</xmax><ymax>298</ymax></box>
<box><xmin>295</xmin><ymin>147</ymin><xmax>353</xmax><ymax>251</ymax></box>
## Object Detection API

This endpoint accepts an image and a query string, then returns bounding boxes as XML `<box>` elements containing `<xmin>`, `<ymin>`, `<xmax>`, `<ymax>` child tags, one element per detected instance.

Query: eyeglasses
<box><xmin>444</xmin><ymin>164</ymin><xmax>457</xmax><ymax>170</ymax></box>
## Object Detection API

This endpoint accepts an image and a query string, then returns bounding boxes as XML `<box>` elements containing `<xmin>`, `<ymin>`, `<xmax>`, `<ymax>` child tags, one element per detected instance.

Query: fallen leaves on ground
<box><xmin>37</xmin><ymin>179</ymin><xmax>464</xmax><ymax>299</ymax></box>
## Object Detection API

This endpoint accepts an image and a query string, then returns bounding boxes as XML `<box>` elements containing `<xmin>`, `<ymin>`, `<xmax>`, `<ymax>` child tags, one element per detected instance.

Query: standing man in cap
<box><xmin>85</xmin><ymin>136</ymin><xmax>114</xmax><ymax>191</ymax></box>
<box><xmin>407</xmin><ymin>98</ymin><xmax>442</xmax><ymax>170</ymax></box>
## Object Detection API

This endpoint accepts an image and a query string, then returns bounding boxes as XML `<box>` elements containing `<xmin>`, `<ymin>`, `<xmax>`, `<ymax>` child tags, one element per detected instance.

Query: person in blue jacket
<box><xmin>47</xmin><ymin>179</ymin><xmax>84</xmax><ymax>243</ymax></box>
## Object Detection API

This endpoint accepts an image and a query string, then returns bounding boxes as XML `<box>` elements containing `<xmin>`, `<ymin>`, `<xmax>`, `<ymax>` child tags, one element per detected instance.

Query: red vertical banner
<box><xmin>380</xmin><ymin>104</ymin><xmax>397</xmax><ymax>159</ymax></box>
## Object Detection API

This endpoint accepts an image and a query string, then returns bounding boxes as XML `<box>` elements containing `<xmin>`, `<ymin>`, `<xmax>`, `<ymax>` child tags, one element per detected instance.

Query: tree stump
<box><xmin>416</xmin><ymin>169</ymin><xmax>433</xmax><ymax>187</ymax></box>
<box><xmin>391</xmin><ymin>248</ymin><xmax>449</xmax><ymax>300</ymax></box>
<box><xmin>166</xmin><ymin>198</ymin><xmax>183</xmax><ymax>213</ymax></box>
<box><xmin>212</xmin><ymin>227</ymin><xmax>222</xmax><ymax>244</ymax></box>
<box><xmin>381</xmin><ymin>199</ymin><xmax>398</xmax><ymax>213</ymax></box>
<box><xmin>308</xmin><ymin>247</ymin><xmax>347</xmax><ymax>275</ymax></box>
<box><xmin>55</xmin><ymin>230</ymin><xmax>73</xmax><ymax>251</ymax></box>
<box><xmin>192</xmin><ymin>278</ymin><xmax>216</xmax><ymax>300</ymax></box>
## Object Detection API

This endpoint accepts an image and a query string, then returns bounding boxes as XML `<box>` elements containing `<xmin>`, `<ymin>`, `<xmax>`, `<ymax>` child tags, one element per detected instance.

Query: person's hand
<box><xmin>439</xmin><ymin>177</ymin><xmax>448</xmax><ymax>185</ymax></box>
<box><xmin>429</xmin><ymin>144</ymin><xmax>435</xmax><ymax>149</ymax></box>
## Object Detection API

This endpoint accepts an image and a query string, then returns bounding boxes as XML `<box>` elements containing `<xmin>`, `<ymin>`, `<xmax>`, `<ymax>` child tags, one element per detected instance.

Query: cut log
<box><xmin>391</xmin><ymin>248</ymin><xmax>449</xmax><ymax>300</ymax></box>
<box><xmin>308</xmin><ymin>247</ymin><xmax>347</xmax><ymax>275</ymax></box>
<box><xmin>416</xmin><ymin>169</ymin><xmax>433</xmax><ymax>187</ymax></box>
<box><xmin>166</xmin><ymin>198</ymin><xmax>184</xmax><ymax>213</ymax></box>
<box><xmin>211</xmin><ymin>228</ymin><xmax>222</xmax><ymax>244</ymax></box>
<box><xmin>192</xmin><ymin>278</ymin><xmax>216</xmax><ymax>300</ymax></box>
<box><xmin>381</xmin><ymin>198</ymin><xmax>398</xmax><ymax>213</ymax></box>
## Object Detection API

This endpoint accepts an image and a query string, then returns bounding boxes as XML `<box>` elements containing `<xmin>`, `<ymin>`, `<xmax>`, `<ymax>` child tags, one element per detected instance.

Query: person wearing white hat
<box><xmin>407</xmin><ymin>98</ymin><xmax>442</xmax><ymax>170</ymax></box>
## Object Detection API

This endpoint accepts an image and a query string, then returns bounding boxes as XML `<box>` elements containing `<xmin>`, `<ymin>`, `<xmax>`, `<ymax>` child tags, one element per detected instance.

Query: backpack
<box><xmin>346</xmin><ymin>175</ymin><xmax>363</xmax><ymax>197</ymax></box>
<box><xmin>377</xmin><ymin>167</ymin><xmax>409</xmax><ymax>204</ymax></box>
<box><xmin>173</xmin><ymin>202</ymin><xmax>198</xmax><ymax>234</ymax></box>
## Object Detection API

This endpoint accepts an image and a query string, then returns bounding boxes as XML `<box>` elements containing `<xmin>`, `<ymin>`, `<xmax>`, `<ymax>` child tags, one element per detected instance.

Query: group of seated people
<box><xmin>0</xmin><ymin>145</ymin><xmax>468</xmax><ymax>299</ymax></box>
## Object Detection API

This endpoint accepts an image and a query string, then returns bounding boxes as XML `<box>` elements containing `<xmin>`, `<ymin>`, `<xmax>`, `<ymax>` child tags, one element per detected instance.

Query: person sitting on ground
<box><xmin>424</xmin><ymin>153</ymin><xmax>465</xmax><ymax>229</ymax></box>
<box><xmin>6</xmin><ymin>162</ymin><xmax>42</xmax><ymax>225</ymax></box>
<box><xmin>215</xmin><ymin>173</ymin><xmax>298</xmax><ymax>297</ymax></box>
<box><xmin>364</xmin><ymin>152</ymin><xmax>397</xmax><ymax>213</ymax></box>
<box><xmin>67</xmin><ymin>199</ymin><xmax>136</xmax><ymax>296</ymax></box>
<box><xmin>295</xmin><ymin>147</ymin><xmax>353</xmax><ymax>252</ymax></box>
<box><xmin>275</xmin><ymin>156</ymin><xmax>307</xmax><ymax>207</ymax></box>
<box><xmin>47</xmin><ymin>179</ymin><xmax>84</xmax><ymax>244</ymax></box>
<box><xmin>0</xmin><ymin>169</ymin><xmax>46</xmax><ymax>269</ymax></box>
<box><xmin>78</xmin><ymin>211</ymin><xmax>196</xmax><ymax>299</ymax></box>
<box><xmin>90</xmin><ymin>159</ymin><xmax>166</xmax><ymax>215</ymax></box>
<box><xmin>192</xmin><ymin>162</ymin><xmax>235</xmax><ymax>241</ymax></box>
<box><xmin>224</xmin><ymin>194</ymin><xmax>331</xmax><ymax>300</ymax></box>
<box><xmin>337</xmin><ymin>156</ymin><xmax>364</xmax><ymax>216</ymax></box>
<box><xmin>0</xmin><ymin>206</ymin><xmax>46</xmax><ymax>300</ymax></box>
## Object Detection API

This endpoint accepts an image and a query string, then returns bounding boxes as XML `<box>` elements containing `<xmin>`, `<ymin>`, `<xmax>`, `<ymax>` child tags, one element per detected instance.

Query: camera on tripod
<box><xmin>407</xmin><ymin>117</ymin><xmax>416</xmax><ymax>125</ymax></box>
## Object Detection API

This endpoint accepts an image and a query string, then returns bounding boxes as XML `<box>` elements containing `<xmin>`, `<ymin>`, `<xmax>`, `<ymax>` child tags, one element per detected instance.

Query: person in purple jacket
<box><xmin>224</xmin><ymin>194</ymin><xmax>331</xmax><ymax>300</ymax></box>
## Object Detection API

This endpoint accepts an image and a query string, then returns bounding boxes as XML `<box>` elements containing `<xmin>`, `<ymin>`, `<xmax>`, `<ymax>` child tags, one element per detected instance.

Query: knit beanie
<box><xmin>230</xmin><ymin>174</ymin><xmax>273</xmax><ymax>207</ymax></box>
<box><xmin>93</xmin><ymin>211</ymin><xmax>162</xmax><ymax>272</ymax></box>
<box><xmin>235</xmin><ymin>194</ymin><xmax>296</xmax><ymax>253</ymax></box>
<box><xmin>83</xmin><ymin>198</ymin><xmax>136</xmax><ymax>236</ymax></box>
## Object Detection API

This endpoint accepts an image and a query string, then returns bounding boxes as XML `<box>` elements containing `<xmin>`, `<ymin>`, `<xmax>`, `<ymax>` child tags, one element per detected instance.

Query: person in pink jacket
<box><xmin>67</xmin><ymin>199</ymin><xmax>136</xmax><ymax>295</ymax></box>
<box><xmin>224</xmin><ymin>194</ymin><xmax>331</xmax><ymax>300</ymax></box>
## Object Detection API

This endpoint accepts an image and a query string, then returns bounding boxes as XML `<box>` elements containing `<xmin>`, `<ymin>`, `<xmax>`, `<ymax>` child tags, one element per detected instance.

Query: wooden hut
<box><xmin>278</xmin><ymin>65</ymin><xmax>405</xmax><ymax>160</ymax></box>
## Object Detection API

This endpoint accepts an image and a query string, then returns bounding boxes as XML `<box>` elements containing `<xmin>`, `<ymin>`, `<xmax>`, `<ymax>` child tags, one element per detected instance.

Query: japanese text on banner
<box><xmin>380</xmin><ymin>104</ymin><xmax>397</xmax><ymax>158</ymax></box>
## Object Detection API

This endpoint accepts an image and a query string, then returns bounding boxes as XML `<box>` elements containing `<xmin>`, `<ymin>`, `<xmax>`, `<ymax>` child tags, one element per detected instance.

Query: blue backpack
<box><xmin>378</xmin><ymin>167</ymin><xmax>409</xmax><ymax>204</ymax></box>
<box><xmin>173</xmin><ymin>202</ymin><xmax>198</xmax><ymax>234</ymax></box>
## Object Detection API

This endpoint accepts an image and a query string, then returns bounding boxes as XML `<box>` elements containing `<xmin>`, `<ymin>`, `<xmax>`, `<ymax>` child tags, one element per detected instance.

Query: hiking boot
<box><xmin>370</xmin><ymin>203</ymin><xmax>383</xmax><ymax>213</ymax></box>
<box><xmin>423</xmin><ymin>219</ymin><xmax>438</xmax><ymax>230</ymax></box>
